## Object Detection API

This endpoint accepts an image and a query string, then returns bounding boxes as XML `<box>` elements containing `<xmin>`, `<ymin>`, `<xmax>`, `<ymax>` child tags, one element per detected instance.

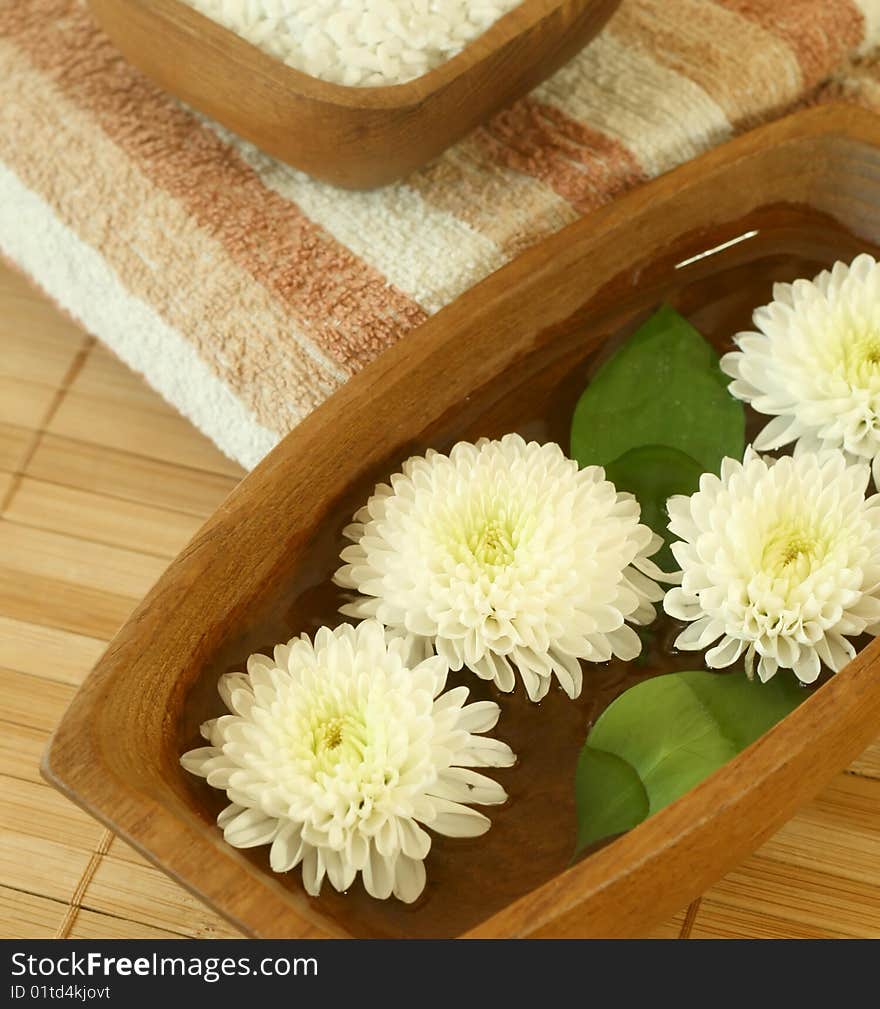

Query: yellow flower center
<box><xmin>760</xmin><ymin>519</ymin><xmax>826</xmax><ymax>582</ymax></box>
<box><xmin>318</xmin><ymin>717</ymin><xmax>344</xmax><ymax>752</ymax></box>
<box><xmin>469</xmin><ymin>520</ymin><xmax>515</xmax><ymax>567</ymax></box>
<box><xmin>309</xmin><ymin>710</ymin><xmax>369</xmax><ymax>771</ymax></box>
<box><xmin>840</xmin><ymin>329</ymin><xmax>880</xmax><ymax>388</ymax></box>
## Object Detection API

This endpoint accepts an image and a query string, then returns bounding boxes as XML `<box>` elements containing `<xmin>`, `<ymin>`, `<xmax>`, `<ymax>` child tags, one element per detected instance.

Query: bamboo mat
<box><xmin>1</xmin><ymin>263</ymin><xmax>878</xmax><ymax>940</ymax></box>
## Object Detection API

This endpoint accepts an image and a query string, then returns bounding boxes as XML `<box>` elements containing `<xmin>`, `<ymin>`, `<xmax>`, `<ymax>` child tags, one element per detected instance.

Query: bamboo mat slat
<box><xmin>1</xmin><ymin>833</ymin><xmax>94</xmax><ymax>906</ymax></box>
<box><xmin>67</xmin><ymin>907</ymin><xmax>184</xmax><ymax>941</ymax></box>
<box><xmin>0</xmin><ymin>567</ymin><xmax>137</xmax><ymax>641</ymax></box>
<box><xmin>1</xmin><ymin>887</ymin><xmax>69</xmax><ymax>938</ymax></box>
<box><xmin>0</xmin><ymin>261</ymin><xmax>878</xmax><ymax>940</ymax></box>
<box><xmin>0</xmin><ymin>616</ymin><xmax>106</xmax><ymax>687</ymax></box>
<box><xmin>6</xmin><ymin>477</ymin><xmax>205</xmax><ymax>559</ymax></box>
<box><xmin>1</xmin><ymin>775</ymin><xmax>106</xmax><ymax>855</ymax></box>
<box><xmin>71</xmin><ymin>347</ymin><xmax>176</xmax><ymax>415</ymax></box>
<box><xmin>0</xmin><ymin>376</ymin><xmax>56</xmax><ymax>430</ymax></box>
<box><xmin>81</xmin><ymin>854</ymin><xmax>243</xmax><ymax>940</ymax></box>
<box><xmin>0</xmin><ymin>721</ymin><xmax>47</xmax><ymax>784</ymax></box>
<box><xmin>851</xmin><ymin>740</ymin><xmax>880</xmax><ymax>780</ymax></box>
<box><xmin>47</xmin><ymin>393</ymin><xmax>243</xmax><ymax>477</ymax></box>
<box><xmin>26</xmin><ymin>435</ymin><xmax>239</xmax><ymax>518</ymax></box>
<box><xmin>0</xmin><ymin>424</ymin><xmax>32</xmax><ymax>474</ymax></box>
<box><xmin>1</xmin><ymin>668</ymin><xmax>77</xmax><ymax>732</ymax></box>
<box><xmin>0</xmin><ymin>522</ymin><xmax>167</xmax><ymax>598</ymax></box>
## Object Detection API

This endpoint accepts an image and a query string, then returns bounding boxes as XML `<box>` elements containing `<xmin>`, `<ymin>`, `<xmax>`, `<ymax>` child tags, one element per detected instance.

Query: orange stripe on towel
<box><xmin>713</xmin><ymin>1</ymin><xmax>865</xmax><ymax>88</ymax></box>
<box><xmin>612</xmin><ymin>0</ymin><xmax>803</xmax><ymax>128</ymax></box>
<box><xmin>473</xmin><ymin>98</ymin><xmax>647</xmax><ymax>215</ymax></box>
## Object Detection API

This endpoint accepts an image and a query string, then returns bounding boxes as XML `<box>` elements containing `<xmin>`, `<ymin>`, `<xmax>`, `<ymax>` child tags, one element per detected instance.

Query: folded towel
<box><xmin>1</xmin><ymin>0</ymin><xmax>877</xmax><ymax>467</ymax></box>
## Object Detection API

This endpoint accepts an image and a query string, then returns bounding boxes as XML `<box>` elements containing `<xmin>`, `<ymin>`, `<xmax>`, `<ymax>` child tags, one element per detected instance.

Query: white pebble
<box><xmin>186</xmin><ymin>0</ymin><xmax>522</xmax><ymax>86</ymax></box>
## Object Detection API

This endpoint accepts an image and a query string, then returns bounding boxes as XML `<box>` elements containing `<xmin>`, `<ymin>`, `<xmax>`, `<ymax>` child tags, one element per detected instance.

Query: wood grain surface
<box><xmin>1</xmin><ymin>251</ymin><xmax>878</xmax><ymax>938</ymax></box>
<box><xmin>86</xmin><ymin>0</ymin><xmax>619</xmax><ymax>188</ymax></box>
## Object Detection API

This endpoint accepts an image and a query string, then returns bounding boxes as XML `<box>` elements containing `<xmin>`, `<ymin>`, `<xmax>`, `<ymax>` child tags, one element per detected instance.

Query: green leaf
<box><xmin>574</xmin><ymin>670</ymin><xmax>806</xmax><ymax>854</ymax></box>
<box><xmin>574</xmin><ymin>747</ymin><xmax>648</xmax><ymax>855</ymax></box>
<box><xmin>604</xmin><ymin>445</ymin><xmax>704</xmax><ymax>570</ymax></box>
<box><xmin>570</xmin><ymin>304</ymin><xmax>745</xmax><ymax>474</ymax></box>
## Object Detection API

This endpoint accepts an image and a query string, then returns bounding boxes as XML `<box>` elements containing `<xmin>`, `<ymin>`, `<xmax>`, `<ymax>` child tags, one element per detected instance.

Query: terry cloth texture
<box><xmin>816</xmin><ymin>49</ymin><xmax>880</xmax><ymax>108</ymax></box>
<box><xmin>1</xmin><ymin>0</ymin><xmax>879</xmax><ymax>468</ymax></box>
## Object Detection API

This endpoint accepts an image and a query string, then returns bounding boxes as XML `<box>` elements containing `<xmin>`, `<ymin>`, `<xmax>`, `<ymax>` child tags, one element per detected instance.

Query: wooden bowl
<box><xmin>86</xmin><ymin>0</ymin><xmax>620</xmax><ymax>189</ymax></box>
<box><xmin>45</xmin><ymin>105</ymin><xmax>880</xmax><ymax>938</ymax></box>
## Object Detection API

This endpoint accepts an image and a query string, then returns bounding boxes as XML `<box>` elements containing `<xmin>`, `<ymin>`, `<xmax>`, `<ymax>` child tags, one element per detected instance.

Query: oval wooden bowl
<box><xmin>44</xmin><ymin>105</ymin><xmax>880</xmax><ymax>938</ymax></box>
<box><xmin>86</xmin><ymin>0</ymin><xmax>620</xmax><ymax>189</ymax></box>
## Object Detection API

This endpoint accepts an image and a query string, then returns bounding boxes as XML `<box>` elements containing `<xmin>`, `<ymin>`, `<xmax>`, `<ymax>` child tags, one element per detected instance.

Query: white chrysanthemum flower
<box><xmin>664</xmin><ymin>449</ymin><xmax>880</xmax><ymax>684</ymax></box>
<box><xmin>181</xmin><ymin>620</ymin><xmax>514</xmax><ymax>903</ymax></box>
<box><xmin>334</xmin><ymin>434</ymin><xmax>667</xmax><ymax>702</ymax></box>
<box><xmin>722</xmin><ymin>254</ymin><xmax>880</xmax><ymax>484</ymax></box>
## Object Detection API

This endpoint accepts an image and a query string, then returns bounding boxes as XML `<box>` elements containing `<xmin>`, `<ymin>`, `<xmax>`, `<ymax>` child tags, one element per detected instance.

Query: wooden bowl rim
<box><xmin>468</xmin><ymin>635</ymin><xmax>880</xmax><ymax>935</ymax></box>
<box><xmin>43</xmin><ymin>103</ymin><xmax>880</xmax><ymax>938</ymax></box>
<box><xmin>137</xmin><ymin>0</ymin><xmax>596</xmax><ymax>109</ymax></box>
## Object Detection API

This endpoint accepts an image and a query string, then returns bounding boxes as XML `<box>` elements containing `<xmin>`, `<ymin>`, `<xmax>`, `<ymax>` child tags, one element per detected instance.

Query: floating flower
<box><xmin>181</xmin><ymin>620</ymin><xmax>514</xmax><ymax>903</ymax></box>
<box><xmin>334</xmin><ymin>434</ymin><xmax>667</xmax><ymax>702</ymax></box>
<box><xmin>722</xmin><ymin>254</ymin><xmax>880</xmax><ymax>484</ymax></box>
<box><xmin>664</xmin><ymin>450</ymin><xmax>880</xmax><ymax>684</ymax></box>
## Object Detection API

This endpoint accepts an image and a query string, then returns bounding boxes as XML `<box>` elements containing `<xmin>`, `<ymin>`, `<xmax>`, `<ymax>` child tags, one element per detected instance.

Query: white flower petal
<box><xmin>397</xmin><ymin>819</ymin><xmax>431</xmax><ymax>861</ymax></box>
<box><xmin>664</xmin><ymin>447</ymin><xmax>880</xmax><ymax>686</ymax></box>
<box><xmin>333</xmin><ymin>436</ymin><xmax>666</xmax><ymax>701</ymax></box>
<box><xmin>269</xmin><ymin>822</ymin><xmax>305</xmax><ymax>873</ymax></box>
<box><xmin>218</xmin><ymin>671</ymin><xmax>255</xmax><ymax>716</ymax></box>
<box><xmin>792</xmin><ymin>647</ymin><xmax>821</xmax><ymax>685</ymax></box>
<box><xmin>549</xmin><ymin>649</ymin><xmax>583</xmax><ymax>700</ymax></box>
<box><xmin>705</xmin><ymin>636</ymin><xmax>745</xmax><ymax>669</ymax></box>
<box><xmin>217</xmin><ymin>803</ymin><xmax>245</xmax><ymax>830</ymax></box>
<box><xmin>301</xmin><ymin>845</ymin><xmax>325</xmax><ymax>898</ymax></box>
<box><xmin>431</xmin><ymin>767</ymin><xmax>508</xmax><ymax>806</ymax></box>
<box><xmin>222</xmin><ymin>808</ymin><xmax>278</xmax><ymax>848</ymax></box>
<box><xmin>426</xmin><ymin>797</ymin><xmax>492</xmax><ymax>838</ymax></box>
<box><xmin>392</xmin><ymin>855</ymin><xmax>427</xmax><ymax>904</ymax></box>
<box><xmin>455</xmin><ymin>700</ymin><xmax>500</xmax><ymax>734</ymax></box>
<box><xmin>460</xmin><ymin>735</ymin><xmax>517</xmax><ymax>768</ymax></box>
<box><xmin>724</xmin><ymin>254</ymin><xmax>880</xmax><ymax>476</ymax></box>
<box><xmin>362</xmin><ymin>846</ymin><xmax>394</xmax><ymax>900</ymax></box>
<box><xmin>180</xmin><ymin>620</ymin><xmax>513</xmax><ymax>903</ymax></box>
<box><xmin>180</xmin><ymin>746</ymin><xmax>218</xmax><ymax>777</ymax></box>
<box><xmin>323</xmin><ymin>847</ymin><xmax>356</xmax><ymax>893</ymax></box>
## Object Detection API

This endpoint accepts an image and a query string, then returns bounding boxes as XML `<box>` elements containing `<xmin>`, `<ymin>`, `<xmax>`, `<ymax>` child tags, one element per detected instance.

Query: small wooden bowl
<box><xmin>44</xmin><ymin>106</ymin><xmax>880</xmax><ymax>938</ymax></box>
<box><xmin>87</xmin><ymin>0</ymin><xmax>620</xmax><ymax>189</ymax></box>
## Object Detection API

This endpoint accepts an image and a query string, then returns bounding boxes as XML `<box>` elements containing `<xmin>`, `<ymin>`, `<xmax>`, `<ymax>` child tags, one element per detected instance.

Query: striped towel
<box><xmin>1</xmin><ymin>0</ymin><xmax>878</xmax><ymax>467</ymax></box>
